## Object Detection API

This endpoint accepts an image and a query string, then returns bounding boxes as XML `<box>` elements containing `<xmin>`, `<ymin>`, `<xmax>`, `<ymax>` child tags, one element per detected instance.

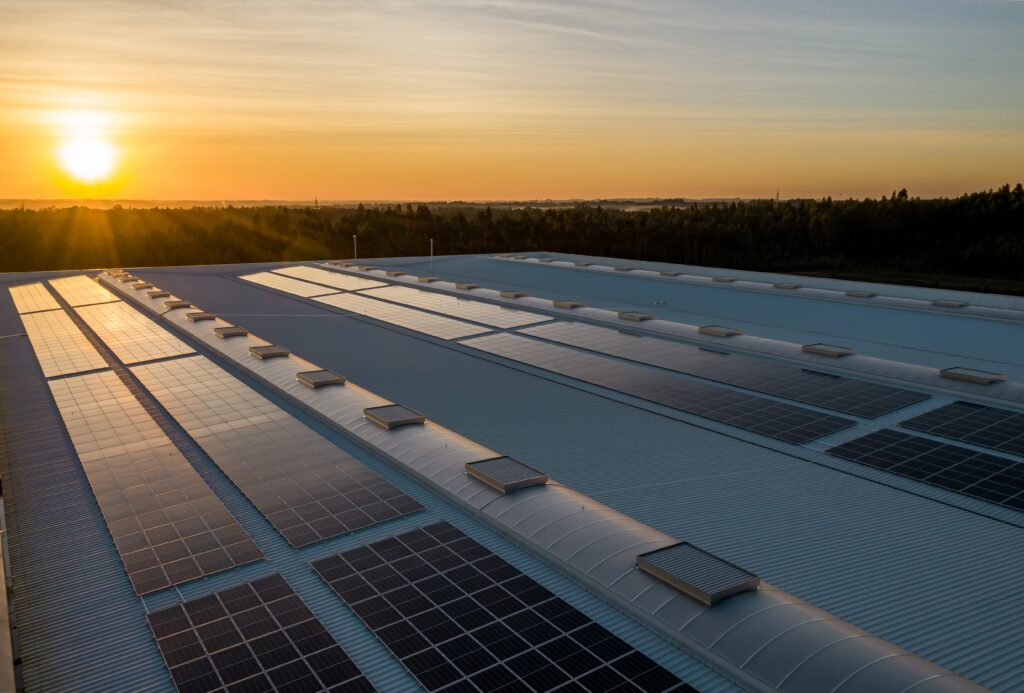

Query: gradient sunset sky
<box><xmin>2</xmin><ymin>0</ymin><xmax>1022</xmax><ymax>200</ymax></box>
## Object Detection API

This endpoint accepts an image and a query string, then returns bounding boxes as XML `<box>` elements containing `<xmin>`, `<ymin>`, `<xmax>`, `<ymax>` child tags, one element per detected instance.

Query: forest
<box><xmin>2</xmin><ymin>184</ymin><xmax>1023</xmax><ymax>294</ymax></box>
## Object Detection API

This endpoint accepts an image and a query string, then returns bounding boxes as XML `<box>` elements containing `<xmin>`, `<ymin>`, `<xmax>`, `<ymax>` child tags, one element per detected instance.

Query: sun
<box><xmin>53</xmin><ymin>109</ymin><xmax>120</xmax><ymax>184</ymax></box>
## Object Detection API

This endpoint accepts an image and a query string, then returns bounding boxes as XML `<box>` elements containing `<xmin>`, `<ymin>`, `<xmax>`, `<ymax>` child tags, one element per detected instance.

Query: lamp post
<box><xmin>352</xmin><ymin>234</ymin><xmax>357</xmax><ymax>261</ymax></box>
<box><xmin>430</xmin><ymin>238</ymin><xmax>434</xmax><ymax>270</ymax></box>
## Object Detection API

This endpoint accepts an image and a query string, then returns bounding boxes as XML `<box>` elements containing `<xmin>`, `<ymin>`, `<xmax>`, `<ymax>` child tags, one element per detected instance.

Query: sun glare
<box><xmin>53</xmin><ymin>109</ymin><xmax>119</xmax><ymax>183</ymax></box>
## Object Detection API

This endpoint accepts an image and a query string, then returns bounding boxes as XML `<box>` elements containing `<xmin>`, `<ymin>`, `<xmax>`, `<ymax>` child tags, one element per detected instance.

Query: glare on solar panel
<box><xmin>49</xmin><ymin>371</ymin><xmax>262</xmax><ymax>595</ymax></box>
<box><xmin>9</xmin><ymin>283</ymin><xmax>61</xmax><ymax>314</ymax></box>
<box><xmin>363</xmin><ymin>285</ymin><xmax>549</xmax><ymax>329</ymax></box>
<box><xmin>314</xmin><ymin>292</ymin><xmax>490</xmax><ymax>340</ymax></box>
<box><xmin>49</xmin><ymin>275</ymin><xmax>120</xmax><ymax>307</ymax></box>
<box><xmin>75</xmin><ymin>301</ymin><xmax>194</xmax><ymax>364</ymax></box>
<box><xmin>272</xmin><ymin>265</ymin><xmax>386</xmax><ymax>291</ymax></box>
<box><xmin>238</xmin><ymin>271</ymin><xmax>338</xmax><ymax>298</ymax></box>
<box><xmin>131</xmin><ymin>356</ymin><xmax>423</xmax><ymax>547</ymax></box>
<box><xmin>20</xmin><ymin>309</ymin><xmax>108</xmax><ymax>378</ymax></box>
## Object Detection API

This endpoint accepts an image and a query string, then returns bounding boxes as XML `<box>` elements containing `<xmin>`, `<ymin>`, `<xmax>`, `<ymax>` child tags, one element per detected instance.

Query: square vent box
<box><xmin>466</xmin><ymin>456</ymin><xmax>548</xmax><ymax>494</ymax></box>
<box><xmin>940</xmin><ymin>367</ymin><xmax>1005</xmax><ymax>385</ymax></box>
<box><xmin>186</xmin><ymin>311</ymin><xmax>216</xmax><ymax>322</ymax></box>
<box><xmin>500</xmin><ymin>290</ymin><xmax>527</xmax><ymax>298</ymax></box>
<box><xmin>249</xmin><ymin>345</ymin><xmax>289</xmax><ymax>360</ymax></box>
<box><xmin>574</xmin><ymin>261</ymin><xmax>591</xmax><ymax>267</ymax></box>
<box><xmin>637</xmin><ymin>542</ymin><xmax>760</xmax><ymax>606</ymax></box>
<box><xmin>618</xmin><ymin>312</ymin><xmax>654</xmax><ymax>321</ymax></box>
<box><xmin>386</xmin><ymin>271</ymin><xmax>404</xmax><ymax>277</ymax></box>
<box><xmin>846</xmin><ymin>290</ymin><xmax>877</xmax><ymax>298</ymax></box>
<box><xmin>117</xmin><ymin>275</ymin><xmax>137</xmax><ymax>283</ymax></box>
<box><xmin>164</xmin><ymin>300</ymin><xmax>191</xmax><ymax>310</ymax></box>
<box><xmin>659</xmin><ymin>271</ymin><xmax>680</xmax><ymax>277</ymax></box>
<box><xmin>699</xmin><ymin>325</ymin><xmax>742</xmax><ymax>337</ymax></box>
<box><xmin>712</xmin><ymin>276</ymin><xmax>735</xmax><ymax>283</ymax></box>
<box><xmin>932</xmin><ymin>299</ymin><xmax>968</xmax><ymax>309</ymax></box>
<box><xmin>773</xmin><ymin>282</ymin><xmax>802</xmax><ymax>290</ymax></box>
<box><xmin>614</xmin><ymin>266</ymin><xmax>634</xmax><ymax>272</ymax></box>
<box><xmin>538</xmin><ymin>258</ymin><xmax>555</xmax><ymax>263</ymax></box>
<box><xmin>418</xmin><ymin>277</ymin><xmax>439</xmax><ymax>283</ymax></box>
<box><xmin>456</xmin><ymin>283</ymin><xmax>479</xmax><ymax>290</ymax></box>
<box><xmin>802</xmin><ymin>343</ymin><xmax>855</xmax><ymax>358</ymax></box>
<box><xmin>147</xmin><ymin>290</ymin><xmax>170</xmax><ymax>298</ymax></box>
<box><xmin>215</xmin><ymin>326</ymin><xmax>248</xmax><ymax>338</ymax></box>
<box><xmin>297</xmin><ymin>370</ymin><xmax>346</xmax><ymax>388</ymax></box>
<box><xmin>553</xmin><ymin>300</ymin><xmax>584</xmax><ymax>309</ymax></box>
<box><xmin>132</xmin><ymin>282</ymin><xmax>153</xmax><ymax>290</ymax></box>
<box><xmin>364</xmin><ymin>404</ymin><xmax>426</xmax><ymax>430</ymax></box>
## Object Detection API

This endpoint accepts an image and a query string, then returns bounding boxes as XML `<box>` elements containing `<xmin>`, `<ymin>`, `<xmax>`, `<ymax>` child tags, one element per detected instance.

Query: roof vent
<box><xmin>574</xmin><ymin>261</ymin><xmax>591</xmax><ymax>267</ymax></box>
<box><xmin>297</xmin><ymin>369</ymin><xmax>346</xmax><ymax>388</ymax></box>
<box><xmin>940</xmin><ymin>367</ymin><xmax>1005</xmax><ymax>385</ymax></box>
<box><xmin>132</xmin><ymin>282</ymin><xmax>153</xmax><ymax>290</ymax></box>
<box><xmin>553</xmin><ymin>300</ymin><xmax>584</xmax><ymax>309</ymax></box>
<box><xmin>637</xmin><ymin>542</ymin><xmax>760</xmax><ymax>606</ymax></box>
<box><xmin>618</xmin><ymin>311</ymin><xmax>655</xmax><ymax>321</ymax></box>
<box><xmin>186</xmin><ymin>311</ymin><xmax>216</xmax><ymax>322</ymax></box>
<box><xmin>107</xmin><ymin>268</ymin><xmax>127</xmax><ymax>276</ymax></box>
<box><xmin>712</xmin><ymin>276</ymin><xmax>735</xmax><ymax>283</ymax></box>
<box><xmin>147</xmin><ymin>290</ymin><xmax>170</xmax><ymax>298</ymax></box>
<box><xmin>500</xmin><ymin>290</ymin><xmax>527</xmax><ymax>298</ymax></box>
<box><xmin>802</xmin><ymin>343</ymin><xmax>855</xmax><ymax>358</ymax></box>
<box><xmin>340</xmin><ymin>262</ymin><xmax>358</xmax><ymax>268</ymax></box>
<box><xmin>386</xmin><ymin>271</ymin><xmax>404</xmax><ymax>277</ymax></box>
<box><xmin>466</xmin><ymin>456</ymin><xmax>548</xmax><ymax>493</ymax></box>
<box><xmin>614</xmin><ymin>266</ymin><xmax>634</xmax><ymax>272</ymax></box>
<box><xmin>359</xmin><ymin>265</ymin><xmax>377</xmax><ymax>271</ymax></box>
<box><xmin>456</xmin><ymin>283</ymin><xmax>479</xmax><ymax>290</ymax></box>
<box><xmin>249</xmin><ymin>345</ymin><xmax>289</xmax><ymax>360</ymax></box>
<box><xmin>773</xmin><ymin>282</ymin><xmax>802</xmax><ymax>290</ymax></box>
<box><xmin>538</xmin><ymin>258</ymin><xmax>555</xmax><ymax>263</ymax></box>
<box><xmin>116</xmin><ymin>275</ymin><xmax>138</xmax><ymax>283</ymax></box>
<box><xmin>363</xmin><ymin>404</ymin><xmax>426</xmax><ymax>430</ymax></box>
<box><xmin>418</xmin><ymin>276</ymin><xmax>439</xmax><ymax>283</ymax></box>
<box><xmin>214</xmin><ymin>326</ymin><xmax>248</xmax><ymax>338</ymax></box>
<box><xmin>932</xmin><ymin>299</ymin><xmax>967</xmax><ymax>309</ymax></box>
<box><xmin>659</xmin><ymin>271</ymin><xmax>680</xmax><ymax>277</ymax></box>
<box><xmin>699</xmin><ymin>325</ymin><xmax>743</xmax><ymax>337</ymax></box>
<box><xmin>846</xmin><ymin>290</ymin><xmax>877</xmax><ymax>298</ymax></box>
<box><xmin>164</xmin><ymin>300</ymin><xmax>191</xmax><ymax>310</ymax></box>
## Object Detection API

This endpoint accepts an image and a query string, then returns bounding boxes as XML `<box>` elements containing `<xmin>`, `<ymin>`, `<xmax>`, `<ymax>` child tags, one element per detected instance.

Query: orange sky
<box><xmin>2</xmin><ymin>1</ymin><xmax>1022</xmax><ymax>201</ymax></box>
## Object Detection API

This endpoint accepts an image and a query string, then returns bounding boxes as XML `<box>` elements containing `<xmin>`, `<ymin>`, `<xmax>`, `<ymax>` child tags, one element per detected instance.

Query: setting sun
<box><xmin>58</xmin><ymin>137</ymin><xmax>116</xmax><ymax>182</ymax></box>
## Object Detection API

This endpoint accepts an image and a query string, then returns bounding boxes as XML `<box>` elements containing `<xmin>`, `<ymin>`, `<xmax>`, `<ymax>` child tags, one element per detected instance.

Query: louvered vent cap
<box><xmin>846</xmin><ymin>290</ymin><xmax>877</xmax><ymax>298</ymax></box>
<box><xmin>802</xmin><ymin>343</ymin><xmax>855</xmax><ymax>358</ymax></box>
<box><xmin>940</xmin><ymin>367</ymin><xmax>1005</xmax><ymax>385</ymax></box>
<box><xmin>932</xmin><ymin>299</ymin><xmax>968</xmax><ymax>308</ymax></box>
<box><xmin>699</xmin><ymin>325</ymin><xmax>742</xmax><ymax>337</ymax></box>
<box><xmin>637</xmin><ymin>542</ymin><xmax>760</xmax><ymax>606</ymax></box>
<box><xmin>249</xmin><ymin>345</ymin><xmax>289</xmax><ymax>359</ymax></box>
<box><xmin>186</xmin><ymin>311</ymin><xmax>216</xmax><ymax>322</ymax></box>
<box><xmin>297</xmin><ymin>370</ymin><xmax>346</xmax><ymax>388</ymax></box>
<box><xmin>618</xmin><ymin>311</ymin><xmax>655</xmax><ymax>321</ymax></box>
<box><xmin>712</xmin><ymin>276</ymin><xmax>735</xmax><ymax>283</ymax></box>
<box><xmin>147</xmin><ymin>290</ymin><xmax>170</xmax><ymax>298</ymax></box>
<box><xmin>456</xmin><ymin>283</ymin><xmax>479</xmax><ymax>290</ymax></box>
<box><xmin>500</xmin><ymin>290</ymin><xmax>527</xmax><ymax>298</ymax></box>
<box><xmin>132</xmin><ymin>282</ymin><xmax>153</xmax><ymax>290</ymax></box>
<box><xmin>164</xmin><ymin>300</ymin><xmax>191</xmax><ymax>310</ymax></box>
<box><xmin>418</xmin><ymin>276</ymin><xmax>439</xmax><ymax>283</ymax></box>
<box><xmin>574</xmin><ymin>261</ymin><xmax>591</xmax><ymax>267</ymax></box>
<box><xmin>773</xmin><ymin>282</ymin><xmax>802</xmax><ymax>290</ymax></box>
<box><xmin>538</xmin><ymin>258</ymin><xmax>555</xmax><ymax>263</ymax></box>
<box><xmin>116</xmin><ymin>275</ymin><xmax>138</xmax><ymax>282</ymax></box>
<box><xmin>364</xmin><ymin>404</ymin><xmax>426</xmax><ymax>430</ymax></box>
<box><xmin>386</xmin><ymin>271</ymin><xmax>404</xmax><ymax>277</ymax></box>
<box><xmin>214</xmin><ymin>326</ymin><xmax>249</xmax><ymax>338</ymax></box>
<box><xmin>466</xmin><ymin>456</ymin><xmax>548</xmax><ymax>493</ymax></box>
<box><xmin>614</xmin><ymin>266</ymin><xmax>635</xmax><ymax>272</ymax></box>
<box><xmin>552</xmin><ymin>300</ymin><xmax>584</xmax><ymax>309</ymax></box>
<box><xmin>659</xmin><ymin>271</ymin><xmax>680</xmax><ymax>277</ymax></box>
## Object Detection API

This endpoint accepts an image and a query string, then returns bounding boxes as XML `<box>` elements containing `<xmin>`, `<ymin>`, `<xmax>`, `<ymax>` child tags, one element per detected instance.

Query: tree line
<box><xmin>1</xmin><ymin>184</ymin><xmax>1022</xmax><ymax>294</ymax></box>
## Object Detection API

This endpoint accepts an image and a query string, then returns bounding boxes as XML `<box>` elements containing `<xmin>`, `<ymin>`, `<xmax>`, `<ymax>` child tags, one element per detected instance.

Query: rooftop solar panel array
<box><xmin>902</xmin><ymin>402</ymin><xmax>1024</xmax><ymax>457</ymax></box>
<box><xmin>273</xmin><ymin>265</ymin><xmax>386</xmax><ymax>291</ymax></box>
<box><xmin>312</xmin><ymin>521</ymin><xmax>690</xmax><ymax>693</ymax></box>
<box><xmin>48</xmin><ymin>371</ymin><xmax>262</xmax><ymax>594</ymax></box>
<box><xmin>521</xmin><ymin>322</ymin><xmax>928</xmax><ymax>418</ymax></box>
<box><xmin>48</xmin><ymin>274</ymin><xmax>120</xmax><ymax>307</ymax></box>
<box><xmin>315</xmin><ymin>292</ymin><xmax>491</xmax><ymax>341</ymax></box>
<box><xmin>131</xmin><ymin>355</ymin><xmax>423</xmax><ymax>547</ymax></box>
<box><xmin>75</xmin><ymin>301</ymin><xmax>195</xmax><ymax>364</ymax></box>
<box><xmin>146</xmin><ymin>574</ymin><xmax>372</xmax><ymax>692</ymax></box>
<box><xmin>829</xmin><ymin>429</ymin><xmax>1024</xmax><ymax>511</ymax></box>
<box><xmin>8</xmin><ymin>282</ymin><xmax>61</xmax><ymax>314</ymax></box>
<box><xmin>463</xmin><ymin>333</ymin><xmax>854</xmax><ymax>444</ymax></box>
<box><xmin>238</xmin><ymin>271</ymin><xmax>339</xmax><ymax>298</ymax></box>
<box><xmin>20</xmin><ymin>309</ymin><xmax>109</xmax><ymax>377</ymax></box>
<box><xmin>363</xmin><ymin>285</ymin><xmax>551</xmax><ymax>329</ymax></box>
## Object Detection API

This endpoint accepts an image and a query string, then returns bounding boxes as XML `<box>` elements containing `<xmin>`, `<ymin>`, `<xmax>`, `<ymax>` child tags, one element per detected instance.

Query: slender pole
<box><xmin>352</xmin><ymin>234</ymin><xmax>357</xmax><ymax>260</ymax></box>
<box><xmin>430</xmin><ymin>238</ymin><xmax>434</xmax><ymax>270</ymax></box>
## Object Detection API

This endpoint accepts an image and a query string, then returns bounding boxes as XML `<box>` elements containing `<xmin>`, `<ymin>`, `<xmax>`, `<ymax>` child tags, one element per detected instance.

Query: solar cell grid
<box><xmin>49</xmin><ymin>371</ymin><xmax>262</xmax><ymax>595</ymax></box>
<box><xmin>521</xmin><ymin>322</ymin><xmax>928</xmax><ymax>418</ymax></box>
<box><xmin>314</xmin><ymin>293</ymin><xmax>490</xmax><ymax>341</ymax></box>
<box><xmin>902</xmin><ymin>402</ymin><xmax>1024</xmax><ymax>457</ymax></box>
<box><xmin>9</xmin><ymin>282</ymin><xmax>61</xmax><ymax>314</ymax></box>
<box><xmin>273</xmin><ymin>265</ymin><xmax>386</xmax><ymax>291</ymax></box>
<box><xmin>829</xmin><ymin>429</ymin><xmax>1024</xmax><ymax>511</ymax></box>
<box><xmin>363</xmin><ymin>285</ymin><xmax>550</xmax><ymax>329</ymax></box>
<box><xmin>463</xmin><ymin>333</ymin><xmax>853</xmax><ymax>444</ymax></box>
<box><xmin>20</xmin><ymin>309</ymin><xmax>109</xmax><ymax>378</ymax></box>
<box><xmin>75</xmin><ymin>301</ymin><xmax>195</xmax><ymax>364</ymax></box>
<box><xmin>146</xmin><ymin>574</ymin><xmax>373</xmax><ymax>692</ymax></box>
<box><xmin>48</xmin><ymin>274</ymin><xmax>120</xmax><ymax>307</ymax></box>
<box><xmin>312</xmin><ymin>522</ymin><xmax>692</xmax><ymax>693</ymax></box>
<box><xmin>238</xmin><ymin>271</ymin><xmax>340</xmax><ymax>298</ymax></box>
<box><xmin>131</xmin><ymin>356</ymin><xmax>423</xmax><ymax>547</ymax></box>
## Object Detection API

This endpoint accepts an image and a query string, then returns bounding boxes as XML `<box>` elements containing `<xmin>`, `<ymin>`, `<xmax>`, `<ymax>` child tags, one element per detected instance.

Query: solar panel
<box><xmin>311</xmin><ymin>522</ymin><xmax>690</xmax><ymax>693</ymax></box>
<box><xmin>146</xmin><ymin>574</ymin><xmax>372</xmax><ymax>692</ymax></box>
<box><xmin>463</xmin><ymin>333</ymin><xmax>854</xmax><ymax>444</ymax></box>
<box><xmin>272</xmin><ymin>265</ymin><xmax>386</xmax><ymax>291</ymax></box>
<box><xmin>637</xmin><ymin>543</ymin><xmax>760</xmax><ymax>606</ymax></box>
<box><xmin>9</xmin><ymin>282</ymin><xmax>61</xmax><ymax>314</ymax></box>
<box><xmin>465</xmin><ymin>456</ymin><xmax>548</xmax><ymax>493</ymax></box>
<box><xmin>314</xmin><ymin>293</ymin><xmax>490</xmax><ymax>341</ymax></box>
<box><xmin>902</xmin><ymin>402</ymin><xmax>1024</xmax><ymax>457</ymax></box>
<box><xmin>520</xmin><ymin>322</ymin><xmax>926</xmax><ymax>419</ymax></box>
<box><xmin>238</xmin><ymin>271</ymin><xmax>339</xmax><ymax>298</ymax></box>
<box><xmin>75</xmin><ymin>301</ymin><xmax>195</xmax><ymax>365</ymax></box>
<box><xmin>49</xmin><ymin>371</ymin><xmax>262</xmax><ymax>595</ymax></box>
<box><xmin>48</xmin><ymin>275</ymin><xmax>120</xmax><ymax>307</ymax></box>
<box><xmin>363</xmin><ymin>285</ymin><xmax>549</xmax><ymax>329</ymax></box>
<box><xmin>829</xmin><ymin>429</ymin><xmax>1024</xmax><ymax>511</ymax></box>
<box><xmin>20</xmin><ymin>309</ymin><xmax>108</xmax><ymax>377</ymax></box>
<box><xmin>131</xmin><ymin>356</ymin><xmax>423</xmax><ymax>547</ymax></box>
